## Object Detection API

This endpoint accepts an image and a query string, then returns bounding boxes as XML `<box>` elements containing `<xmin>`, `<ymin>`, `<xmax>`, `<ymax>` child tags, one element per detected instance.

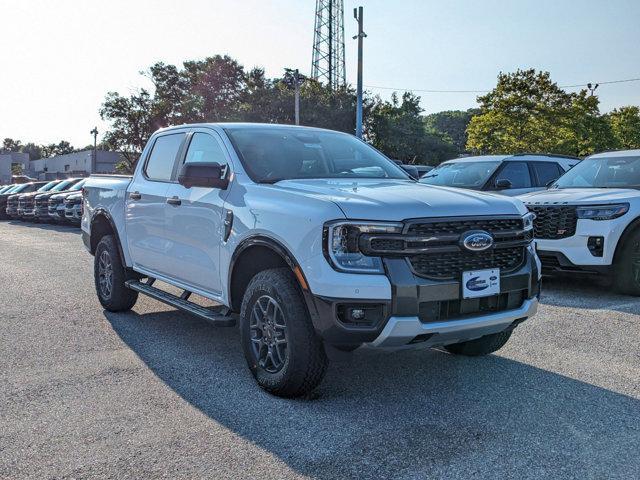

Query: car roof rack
<box><xmin>510</xmin><ymin>153</ymin><xmax>582</xmax><ymax>160</ymax></box>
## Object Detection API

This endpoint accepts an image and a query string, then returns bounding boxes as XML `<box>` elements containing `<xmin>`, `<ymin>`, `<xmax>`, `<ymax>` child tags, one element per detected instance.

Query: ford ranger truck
<box><xmin>82</xmin><ymin>123</ymin><xmax>540</xmax><ymax>398</ymax></box>
<box><xmin>520</xmin><ymin>149</ymin><xmax>640</xmax><ymax>295</ymax></box>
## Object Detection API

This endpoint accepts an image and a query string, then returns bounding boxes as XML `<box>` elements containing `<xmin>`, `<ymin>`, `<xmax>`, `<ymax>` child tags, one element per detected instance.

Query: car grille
<box><xmin>526</xmin><ymin>205</ymin><xmax>577</xmax><ymax>239</ymax></box>
<box><xmin>7</xmin><ymin>198</ymin><xmax>18</xmax><ymax>208</ymax></box>
<box><xmin>361</xmin><ymin>216</ymin><xmax>531</xmax><ymax>280</ymax></box>
<box><xmin>409</xmin><ymin>247</ymin><xmax>525</xmax><ymax>280</ymax></box>
<box><xmin>35</xmin><ymin>197</ymin><xmax>49</xmax><ymax>207</ymax></box>
<box><xmin>19</xmin><ymin>198</ymin><xmax>34</xmax><ymax>209</ymax></box>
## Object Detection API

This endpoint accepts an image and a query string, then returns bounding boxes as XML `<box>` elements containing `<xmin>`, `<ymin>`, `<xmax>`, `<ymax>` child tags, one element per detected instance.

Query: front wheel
<box><xmin>444</xmin><ymin>330</ymin><xmax>512</xmax><ymax>356</ymax></box>
<box><xmin>614</xmin><ymin>228</ymin><xmax>640</xmax><ymax>296</ymax></box>
<box><xmin>240</xmin><ymin>268</ymin><xmax>328</xmax><ymax>398</ymax></box>
<box><xmin>94</xmin><ymin>235</ymin><xmax>138</xmax><ymax>312</ymax></box>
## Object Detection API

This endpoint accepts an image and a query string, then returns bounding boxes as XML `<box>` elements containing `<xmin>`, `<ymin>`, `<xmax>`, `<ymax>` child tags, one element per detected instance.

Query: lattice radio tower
<box><xmin>311</xmin><ymin>0</ymin><xmax>346</xmax><ymax>90</ymax></box>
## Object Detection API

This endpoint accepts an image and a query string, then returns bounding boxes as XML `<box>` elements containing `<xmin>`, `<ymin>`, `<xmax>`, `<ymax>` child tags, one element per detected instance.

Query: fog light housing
<box><xmin>337</xmin><ymin>304</ymin><xmax>384</xmax><ymax>327</ymax></box>
<box><xmin>587</xmin><ymin>236</ymin><xmax>604</xmax><ymax>257</ymax></box>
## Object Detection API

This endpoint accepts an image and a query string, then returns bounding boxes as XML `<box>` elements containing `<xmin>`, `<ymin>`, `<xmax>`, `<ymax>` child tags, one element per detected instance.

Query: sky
<box><xmin>0</xmin><ymin>0</ymin><xmax>638</xmax><ymax>147</ymax></box>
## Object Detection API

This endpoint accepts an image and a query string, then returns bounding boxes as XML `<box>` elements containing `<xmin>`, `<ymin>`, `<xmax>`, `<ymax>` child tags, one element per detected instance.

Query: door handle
<box><xmin>130</xmin><ymin>191</ymin><xmax>142</xmax><ymax>200</ymax></box>
<box><xmin>166</xmin><ymin>196</ymin><xmax>182</xmax><ymax>206</ymax></box>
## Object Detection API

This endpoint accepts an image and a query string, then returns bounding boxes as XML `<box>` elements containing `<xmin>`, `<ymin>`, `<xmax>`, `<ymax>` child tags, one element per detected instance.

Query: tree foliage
<box><xmin>99</xmin><ymin>55</ymin><xmax>456</xmax><ymax>171</ymax></box>
<box><xmin>424</xmin><ymin>109</ymin><xmax>478</xmax><ymax>153</ymax></box>
<box><xmin>608</xmin><ymin>106</ymin><xmax>640</xmax><ymax>149</ymax></box>
<box><xmin>466</xmin><ymin>69</ymin><xmax>620</xmax><ymax>157</ymax></box>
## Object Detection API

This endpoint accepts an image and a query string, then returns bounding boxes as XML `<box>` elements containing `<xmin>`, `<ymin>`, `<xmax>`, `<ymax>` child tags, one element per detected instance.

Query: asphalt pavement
<box><xmin>1</xmin><ymin>221</ymin><xmax>638</xmax><ymax>479</ymax></box>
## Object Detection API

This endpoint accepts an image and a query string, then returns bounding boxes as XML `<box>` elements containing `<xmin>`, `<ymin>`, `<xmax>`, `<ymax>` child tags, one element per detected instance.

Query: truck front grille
<box><xmin>409</xmin><ymin>247</ymin><xmax>525</xmax><ymax>280</ymax></box>
<box><xmin>526</xmin><ymin>205</ymin><xmax>577</xmax><ymax>239</ymax></box>
<box><xmin>361</xmin><ymin>216</ymin><xmax>531</xmax><ymax>281</ymax></box>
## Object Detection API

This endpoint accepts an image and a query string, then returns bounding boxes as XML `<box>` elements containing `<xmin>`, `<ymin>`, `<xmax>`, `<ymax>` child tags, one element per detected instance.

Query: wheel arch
<box><xmin>613</xmin><ymin>216</ymin><xmax>640</xmax><ymax>264</ymax></box>
<box><xmin>228</xmin><ymin>235</ymin><xmax>310</xmax><ymax>313</ymax></box>
<box><xmin>90</xmin><ymin>209</ymin><xmax>126</xmax><ymax>267</ymax></box>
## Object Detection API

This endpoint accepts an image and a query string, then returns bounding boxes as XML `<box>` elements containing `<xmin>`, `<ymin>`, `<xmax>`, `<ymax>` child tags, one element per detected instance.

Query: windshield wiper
<box><xmin>258</xmin><ymin>177</ymin><xmax>287</xmax><ymax>184</ymax></box>
<box><xmin>423</xmin><ymin>173</ymin><xmax>438</xmax><ymax>178</ymax></box>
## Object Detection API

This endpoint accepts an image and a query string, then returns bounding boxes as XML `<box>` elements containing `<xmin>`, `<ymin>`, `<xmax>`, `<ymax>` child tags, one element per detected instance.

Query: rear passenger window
<box><xmin>184</xmin><ymin>133</ymin><xmax>227</xmax><ymax>165</ymax></box>
<box><xmin>532</xmin><ymin>162</ymin><xmax>562</xmax><ymax>187</ymax></box>
<box><xmin>494</xmin><ymin>162</ymin><xmax>531</xmax><ymax>189</ymax></box>
<box><xmin>144</xmin><ymin>133</ymin><xmax>185</xmax><ymax>181</ymax></box>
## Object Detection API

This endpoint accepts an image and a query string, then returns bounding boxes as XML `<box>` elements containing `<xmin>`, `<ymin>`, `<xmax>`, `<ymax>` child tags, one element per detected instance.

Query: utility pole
<box><xmin>294</xmin><ymin>69</ymin><xmax>301</xmax><ymax>125</ymax></box>
<box><xmin>353</xmin><ymin>6</ymin><xmax>366</xmax><ymax>138</ymax></box>
<box><xmin>90</xmin><ymin>127</ymin><xmax>98</xmax><ymax>173</ymax></box>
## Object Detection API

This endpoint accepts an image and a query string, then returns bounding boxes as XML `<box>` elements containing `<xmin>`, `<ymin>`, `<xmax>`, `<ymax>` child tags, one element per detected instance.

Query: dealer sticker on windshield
<box><xmin>462</xmin><ymin>269</ymin><xmax>500</xmax><ymax>299</ymax></box>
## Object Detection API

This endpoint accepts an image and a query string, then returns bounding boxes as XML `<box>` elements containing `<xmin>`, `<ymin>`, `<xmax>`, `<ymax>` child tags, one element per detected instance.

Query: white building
<box><xmin>29</xmin><ymin>150</ymin><xmax>121</xmax><ymax>180</ymax></box>
<box><xmin>0</xmin><ymin>152</ymin><xmax>30</xmax><ymax>184</ymax></box>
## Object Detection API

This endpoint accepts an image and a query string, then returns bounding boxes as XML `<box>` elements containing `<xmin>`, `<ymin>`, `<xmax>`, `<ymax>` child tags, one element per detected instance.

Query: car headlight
<box><xmin>324</xmin><ymin>221</ymin><xmax>403</xmax><ymax>274</ymax></box>
<box><xmin>522</xmin><ymin>211</ymin><xmax>536</xmax><ymax>231</ymax></box>
<box><xmin>576</xmin><ymin>203</ymin><xmax>629</xmax><ymax>221</ymax></box>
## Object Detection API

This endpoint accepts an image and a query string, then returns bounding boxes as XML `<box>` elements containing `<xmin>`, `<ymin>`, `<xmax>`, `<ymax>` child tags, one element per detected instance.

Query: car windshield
<box><xmin>51</xmin><ymin>180</ymin><xmax>76</xmax><ymax>192</ymax></box>
<box><xmin>66</xmin><ymin>179</ymin><xmax>86</xmax><ymax>191</ymax></box>
<box><xmin>553</xmin><ymin>155</ymin><xmax>640</xmax><ymax>189</ymax></box>
<box><xmin>10</xmin><ymin>184</ymin><xmax>30</xmax><ymax>193</ymax></box>
<box><xmin>0</xmin><ymin>185</ymin><xmax>13</xmax><ymax>194</ymax></box>
<box><xmin>38</xmin><ymin>181</ymin><xmax>60</xmax><ymax>192</ymax></box>
<box><xmin>420</xmin><ymin>161</ymin><xmax>501</xmax><ymax>189</ymax></box>
<box><xmin>225</xmin><ymin>127</ymin><xmax>409</xmax><ymax>183</ymax></box>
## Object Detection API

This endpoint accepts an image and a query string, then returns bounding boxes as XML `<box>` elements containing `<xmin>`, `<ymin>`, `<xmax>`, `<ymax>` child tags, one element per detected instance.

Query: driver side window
<box><xmin>493</xmin><ymin>162</ymin><xmax>532</xmax><ymax>189</ymax></box>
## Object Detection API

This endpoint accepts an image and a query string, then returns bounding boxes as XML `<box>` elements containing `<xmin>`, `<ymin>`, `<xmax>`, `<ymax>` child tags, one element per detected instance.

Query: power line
<box><xmin>364</xmin><ymin>76</ymin><xmax>640</xmax><ymax>94</ymax></box>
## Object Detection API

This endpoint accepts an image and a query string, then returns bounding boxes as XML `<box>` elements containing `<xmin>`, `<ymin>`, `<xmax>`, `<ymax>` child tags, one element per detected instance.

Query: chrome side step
<box><xmin>125</xmin><ymin>279</ymin><xmax>236</xmax><ymax>327</ymax></box>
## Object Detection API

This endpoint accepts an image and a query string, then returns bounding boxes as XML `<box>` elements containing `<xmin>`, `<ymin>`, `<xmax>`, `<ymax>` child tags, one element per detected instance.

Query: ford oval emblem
<box><xmin>461</xmin><ymin>231</ymin><xmax>494</xmax><ymax>252</ymax></box>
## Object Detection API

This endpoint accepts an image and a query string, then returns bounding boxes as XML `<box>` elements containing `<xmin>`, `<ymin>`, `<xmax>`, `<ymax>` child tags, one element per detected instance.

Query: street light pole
<box><xmin>90</xmin><ymin>127</ymin><xmax>98</xmax><ymax>174</ymax></box>
<box><xmin>353</xmin><ymin>6</ymin><xmax>366</xmax><ymax>139</ymax></box>
<box><xmin>294</xmin><ymin>69</ymin><xmax>301</xmax><ymax>125</ymax></box>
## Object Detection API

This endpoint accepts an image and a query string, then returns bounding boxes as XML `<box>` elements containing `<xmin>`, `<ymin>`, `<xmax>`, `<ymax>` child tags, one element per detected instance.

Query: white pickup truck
<box><xmin>82</xmin><ymin>123</ymin><xmax>540</xmax><ymax>397</ymax></box>
<box><xmin>520</xmin><ymin>149</ymin><xmax>640</xmax><ymax>295</ymax></box>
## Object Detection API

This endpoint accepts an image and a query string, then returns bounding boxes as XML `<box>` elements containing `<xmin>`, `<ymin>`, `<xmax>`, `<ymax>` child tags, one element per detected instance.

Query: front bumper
<box><xmin>65</xmin><ymin>205</ymin><xmax>82</xmax><ymax>223</ymax></box>
<box><xmin>534</xmin><ymin>217</ymin><xmax>626</xmax><ymax>267</ymax></box>
<box><xmin>306</xmin><ymin>246</ymin><xmax>540</xmax><ymax>348</ymax></box>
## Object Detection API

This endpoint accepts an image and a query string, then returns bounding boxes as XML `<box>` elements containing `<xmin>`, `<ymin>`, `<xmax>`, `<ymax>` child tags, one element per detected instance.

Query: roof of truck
<box><xmin>589</xmin><ymin>149</ymin><xmax>640</xmax><ymax>158</ymax></box>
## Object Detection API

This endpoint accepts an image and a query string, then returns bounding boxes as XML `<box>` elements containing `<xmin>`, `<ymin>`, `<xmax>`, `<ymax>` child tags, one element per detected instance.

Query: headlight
<box><xmin>324</xmin><ymin>221</ymin><xmax>403</xmax><ymax>274</ymax></box>
<box><xmin>576</xmin><ymin>203</ymin><xmax>629</xmax><ymax>221</ymax></box>
<box><xmin>522</xmin><ymin>212</ymin><xmax>536</xmax><ymax>231</ymax></box>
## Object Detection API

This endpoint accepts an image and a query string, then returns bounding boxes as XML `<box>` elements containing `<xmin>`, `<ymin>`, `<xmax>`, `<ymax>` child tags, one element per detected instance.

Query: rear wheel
<box><xmin>614</xmin><ymin>228</ymin><xmax>640</xmax><ymax>296</ymax></box>
<box><xmin>94</xmin><ymin>235</ymin><xmax>138</xmax><ymax>312</ymax></box>
<box><xmin>444</xmin><ymin>330</ymin><xmax>512</xmax><ymax>356</ymax></box>
<box><xmin>240</xmin><ymin>268</ymin><xmax>328</xmax><ymax>398</ymax></box>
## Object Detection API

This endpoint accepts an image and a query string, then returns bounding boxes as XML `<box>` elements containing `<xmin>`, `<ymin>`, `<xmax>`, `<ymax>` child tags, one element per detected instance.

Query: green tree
<box><xmin>19</xmin><ymin>142</ymin><xmax>43</xmax><ymax>160</ymax></box>
<box><xmin>608</xmin><ymin>106</ymin><xmax>640</xmax><ymax>149</ymax></box>
<box><xmin>368</xmin><ymin>92</ymin><xmax>456</xmax><ymax>164</ymax></box>
<box><xmin>568</xmin><ymin>91</ymin><xmax>616</xmax><ymax>156</ymax></box>
<box><xmin>424</xmin><ymin>109</ymin><xmax>478</xmax><ymax>153</ymax></box>
<box><xmin>466</xmin><ymin>69</ymin><xmax>576</xmax><ymax>154</ymax></box>
<box><xmin>100</xmin><ymin>89</ymin><xmax>155</xmax><ymax>173</ymax></box>
<box><xmin>1</xmin><ymin>138</ymin><xmax>22</xmax><ymax>153</ymax></box>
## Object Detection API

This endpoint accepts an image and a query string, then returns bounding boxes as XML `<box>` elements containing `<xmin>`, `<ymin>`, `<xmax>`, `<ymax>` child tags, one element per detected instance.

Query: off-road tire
<box><xmin>94</xmin><ymin>235</ymin><xmax>138</xmax><ymax>312</ymax></box>
<box><xmin>614</xmin><ymin>228</ymin><xmax>640</xmax><ymax>296</ymax></box>
<box><xmin>444</xmin><ymin>330</ymin><xmax>512</xmax><ymax>356</ymax></box>
<box><xmin>240</xmin><ymin>268</ymin><xmax>328</xmax><ymax>398</ymax></box>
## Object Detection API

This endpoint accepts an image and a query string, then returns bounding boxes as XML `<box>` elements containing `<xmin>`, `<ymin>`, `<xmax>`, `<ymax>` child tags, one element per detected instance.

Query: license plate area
<box><xmin>462</xmin><ymin>268</ymin><xmax>500</xmax><ymax>299</ymax></box>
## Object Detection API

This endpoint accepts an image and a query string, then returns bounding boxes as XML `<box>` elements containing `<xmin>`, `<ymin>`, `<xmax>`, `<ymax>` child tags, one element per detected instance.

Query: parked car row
<box><xmin>0</xmin><ymin>178</ymin><xmax>85</xmax><ymax>226</ymax></box>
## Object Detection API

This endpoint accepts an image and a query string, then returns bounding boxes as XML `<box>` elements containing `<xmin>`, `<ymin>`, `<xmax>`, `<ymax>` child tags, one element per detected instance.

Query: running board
<box><xmin>125</xmin><ymin>280</ymin><xmax>236</xmax><ymax>327</ymax></box>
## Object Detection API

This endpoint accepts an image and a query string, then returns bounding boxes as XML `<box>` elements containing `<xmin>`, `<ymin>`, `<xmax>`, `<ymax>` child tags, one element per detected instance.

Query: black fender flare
<box><xmin>228</xmin><ymin>235</ymin><xmax>317</xmax><ymax>315</ymax></box>
<box><xmin>89</xmin><ymin>208</ymin><xmax>127</xmax><ymax>268</ymax></box>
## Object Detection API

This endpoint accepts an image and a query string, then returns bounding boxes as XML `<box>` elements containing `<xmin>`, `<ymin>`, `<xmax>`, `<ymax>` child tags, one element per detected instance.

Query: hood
<box><xmin>51</xmin><ymin>190</ymin><xmax>79</xmax><ymax>200</ymax></box>
<box><xmin>518</xmin><ymin>188</ymin><xmax>640</xmax><ymax>205</ymax></box>
<box><xmin>17</xmin><ymin>191</ymin><xmax>41</xmax><ymax>199</ymax></box>
<box><xmin>270</xmin><ymin>178</ymin><xmax>527</xmax><ymax>220</ymax></box>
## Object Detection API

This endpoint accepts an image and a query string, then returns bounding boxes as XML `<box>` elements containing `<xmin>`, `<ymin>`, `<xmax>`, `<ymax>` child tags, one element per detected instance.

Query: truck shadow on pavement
<box><xmin>105</xmin><ymin>309</ymin><xmax>639</xmax><ymax>479</ymax></box>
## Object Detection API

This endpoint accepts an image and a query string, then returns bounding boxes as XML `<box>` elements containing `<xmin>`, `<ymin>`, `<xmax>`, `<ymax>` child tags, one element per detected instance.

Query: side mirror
<box><xmin>495</xmin><ymin>178</ymin><xmax>513</xmax><ymax>190</ymax></box>
<box><xmin>400</xmin><ymin>164</ymin><xmax>419</xmax><ymax>180</ymax></box>
<box><xmin>178</xmin><ymin>162</ymin><xmax>228</xmax><ymax>189</ymax></box>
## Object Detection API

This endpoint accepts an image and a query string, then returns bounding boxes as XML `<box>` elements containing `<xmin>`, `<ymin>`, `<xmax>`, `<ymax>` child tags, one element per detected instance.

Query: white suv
<box><xmin>519</xmin><ymin>149</ymin><xmax>640</xmax><ymax>295</ymax></box>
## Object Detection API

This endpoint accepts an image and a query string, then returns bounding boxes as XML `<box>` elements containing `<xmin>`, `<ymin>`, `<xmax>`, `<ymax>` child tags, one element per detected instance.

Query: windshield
<box><xmin>553</xmin><ymin>155</ymin><xmax>640</xmax><ymax>189</ymax></box>
<box><xmin>51</xmin><ymin>179</ymin><xmax>77</xmax><ymax>192</ymax></box>
<box><xmin>9</xmin><ymin>184</ymin><xmax>30</xmax><ymax>193</ymax></box>
<box><xmin>225</xmin><ymin>127</ymin><xmax>409</xmax><ymax>183</ymax></box>
<box><xmin>420</xmin><ymin>161</ymin><xmax>501</xmax><ymax>189</ymax></box>
<box><xmin>68</xmin><ymin>179</ymin><xmax>87</xmax><ymax>191</ymax></box>
<box><xmin>0</xmin><ymin>185</ymin><xmax>13</xmax><ymax>194</ymax></box>
<box><xmin>38</xmin><ymin>181</ymin><xmax>60</xmax><ymax>192</ymax></box>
